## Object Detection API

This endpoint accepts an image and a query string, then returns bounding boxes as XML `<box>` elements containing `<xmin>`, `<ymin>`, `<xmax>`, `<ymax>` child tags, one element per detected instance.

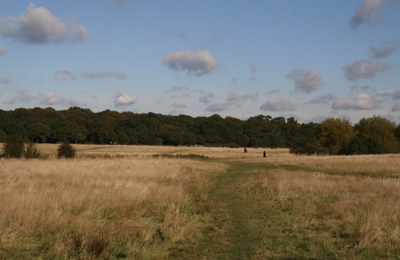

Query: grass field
<box><xmin>1</xmin><ymin>144</ymin><xmax>400</xmax><ymax>259</ymax></box>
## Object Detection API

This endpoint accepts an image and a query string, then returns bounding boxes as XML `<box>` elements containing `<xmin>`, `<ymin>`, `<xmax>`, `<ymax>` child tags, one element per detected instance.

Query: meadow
<box><xmin>0</xmin><ymin>144</ymin><xmax>400</xmax><ymax>259</ymax></box>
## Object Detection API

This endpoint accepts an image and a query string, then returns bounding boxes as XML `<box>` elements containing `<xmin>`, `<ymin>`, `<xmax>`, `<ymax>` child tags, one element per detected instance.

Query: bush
<box><xmin>344</xmin><ymin>137</ymin><xmax>368</xmax><ymax>155</ymax></box>
<box><xmin>3</xmin><ymin>134</ymin><xmax>25</xmax><ymax>158</ymax></box>
<box><xmin>57</xmin><ymin>141</ymin><xmax>76</xmax><ymax>158</ymax></box>
<box><xmin>24</xmin><ymin>142</ymin><xmax>41</xmax><ymax>159</ymax></box>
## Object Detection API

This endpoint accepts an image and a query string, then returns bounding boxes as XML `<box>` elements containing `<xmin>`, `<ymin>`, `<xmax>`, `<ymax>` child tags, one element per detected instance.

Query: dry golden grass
<box><xmin>0</xmin><ymin>143</ymin><xmax>285</xmax><ymax>159</ymax></box>
<box><xmin>242</xmin><ymin>168</ymin><xmax>400</xmax><ymax>258</ymax></box>
<box><xmin>241</xmin><ymin>152</ymin><xmax>400</xmax><ymax>178</ymax></box>
<box><xmin>0</xmin><ymin>157</ymin><xmax>226</xmax><ymax>259</ymax></box>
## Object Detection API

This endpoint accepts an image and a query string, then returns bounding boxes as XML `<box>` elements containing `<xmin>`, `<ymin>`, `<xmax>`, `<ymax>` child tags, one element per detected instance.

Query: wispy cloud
<box><xmin>249</xmin><ymin>63</ymin><xmax>257</xmax><ymax>72</ymax></box>
<box><xmin>0</xmin><ymin>3</ymin><xmax>91</xmax><ymax>44</ymax></box>
<box><xmin>0</xmin><ymin>76</ymin><xmax>12</xmax><ymax>84</ymax></box>
<box><xmin>370</xmin><ymin>39</ymin><xmax>400</xmax><ymax>59</ymax></box>
<box><xmin>226</xmin><ymin>91</ymin><xmax>257</xmax><ymax>102</ymax></box>
<box><xmin>266</xmin><ymin>89</ymin><xmax>280</xmax><ymax>95</ymax></box>
<box><xmin>39</xmin><ymin>92</ymin><xmax>85</xmax><ymax>107</ymax></box>
<box><xmin>199</xmin><ymin>92</ymin><xmax>215</xmax><ymax>104</ymax></box>
<box><xmin>54</xmin><ymin>68</ymin><xmax>77</xmax><ymax>81</ymax></box>
<box><xmin>304</xmin><ymin>93</ymin><xmax>336</xmax><ymax>105</ymax></box>
<box><xmin>0</xmin><ymin>46</ymin><xmax>8</xmax><ymax>55</ymax></box>
<box><xmin>166</xmin><ymin>86</ymin><xmax>189</xmax><ymax>93</ymax></box>
<box><xmin>205</xmin><ymin>103</ymin><xmax>230</xmax><ymax>112</ymax></box>
<box><xmin>81</xmin><ymin>71</ymin><xmax>127</xmax><ymax>79</ymax></box>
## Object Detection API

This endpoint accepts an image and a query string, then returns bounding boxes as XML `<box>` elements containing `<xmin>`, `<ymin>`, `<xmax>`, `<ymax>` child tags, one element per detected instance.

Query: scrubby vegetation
<box><xmin>57</xmin><ymin>140</ymin><xmax>76</xmax><ymax>158</ymax></box>
<box><xmin>2</xmin><ymin>133</ymin><xmax>25</xmax><ymax>158</ymax></box>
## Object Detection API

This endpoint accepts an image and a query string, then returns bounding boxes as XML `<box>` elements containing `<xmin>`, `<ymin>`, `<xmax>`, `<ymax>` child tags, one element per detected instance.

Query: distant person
<box><xmin>263</xmin><ymin>151</ymin><xmax>266</xmax><ymax>157</ymax></box>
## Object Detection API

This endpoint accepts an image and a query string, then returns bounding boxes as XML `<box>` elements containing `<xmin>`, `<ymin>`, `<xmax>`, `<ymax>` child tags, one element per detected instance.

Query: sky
<box><xmin>0</xmin><ymin>0</ymin><xmax>399</xmax><ymax>124</ymax></box>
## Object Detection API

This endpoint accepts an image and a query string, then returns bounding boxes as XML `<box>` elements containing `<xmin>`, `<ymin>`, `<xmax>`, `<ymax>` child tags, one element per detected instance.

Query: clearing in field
<box><xmin>1</xmin><ymin>144</ymin><xmax>400</xmax><ymax>259</ymax></box>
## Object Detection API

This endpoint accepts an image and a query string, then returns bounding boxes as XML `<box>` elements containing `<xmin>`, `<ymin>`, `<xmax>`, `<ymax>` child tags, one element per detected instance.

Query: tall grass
<box><xmin>0</xmin><ymin>157</ymin><xmax>226</xmax><ymax>259</ymax></box>
<box><xmin>243</xmin><ymin>168</ymin><xmax>400</xmax><ymax>258</ymax></box>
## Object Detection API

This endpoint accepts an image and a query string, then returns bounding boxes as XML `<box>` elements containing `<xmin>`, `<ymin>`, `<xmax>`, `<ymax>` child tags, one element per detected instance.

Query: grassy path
<box><xmin>193</xmin><ymin>162</ymin><xmax>260</xmax><ymax>259</ymax></box>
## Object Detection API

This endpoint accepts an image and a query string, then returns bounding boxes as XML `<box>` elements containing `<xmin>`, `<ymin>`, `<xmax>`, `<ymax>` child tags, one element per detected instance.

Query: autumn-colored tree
<box><xmin>3</xmin><ymin>134</ymin><xmax>25</xmax><ymax>158</ymax></box>
<box><xmin>355</xmin><ymin>116</ymin><xmax>398</xmax><ymax>154</ymax></box>
<box><xmin>316</xmin><ymin>118</ymin><xmax>355</xmax><ymax>155</ymax></box>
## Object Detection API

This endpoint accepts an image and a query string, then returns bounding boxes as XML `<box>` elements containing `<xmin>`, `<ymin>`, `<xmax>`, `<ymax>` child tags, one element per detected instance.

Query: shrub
<box><xmin>24</xmin><ymin>142</ymin><xmax>41</xmax><ymax>159</ymax></box>
<box><xmin>57</xmin><ymin>140</ymin><xmax>76</xmax><ymax>158</ymax></box>
<box><xmin>3</xmin><ymin>134</ymin><xmax>25</xmax><ymax>158</ymax></box>
<box><xmin>344</xmin><ymin>137</ymin><xmax>368</xmax><ymax>155</ymax></box>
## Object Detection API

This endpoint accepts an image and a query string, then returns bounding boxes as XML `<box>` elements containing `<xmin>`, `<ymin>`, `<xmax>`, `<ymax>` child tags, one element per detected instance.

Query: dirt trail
<box><xmin>194</xmin><ymin>163</ymin><xmax>258</xmax><ymax>259</ymax></box>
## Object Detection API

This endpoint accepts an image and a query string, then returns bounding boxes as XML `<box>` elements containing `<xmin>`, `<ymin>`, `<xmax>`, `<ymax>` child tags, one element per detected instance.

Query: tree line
<box><xmin>0</xmin><ymin>107</ymin><xmax>399</xmax><ymax>155</ymax></box>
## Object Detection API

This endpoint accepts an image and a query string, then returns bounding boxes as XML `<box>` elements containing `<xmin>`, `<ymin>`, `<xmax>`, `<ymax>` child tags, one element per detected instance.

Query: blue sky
<box><xmin>1</xmin><ymin>0</ymin><xmax>399</xmax><ymax>124</ymax></box>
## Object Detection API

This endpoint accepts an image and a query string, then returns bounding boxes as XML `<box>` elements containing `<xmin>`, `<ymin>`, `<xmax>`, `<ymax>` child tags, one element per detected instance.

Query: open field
<box><xmin>1</xmin><ymin>144</ymin><xmax>400</xmax><ymax>259</ymax></box>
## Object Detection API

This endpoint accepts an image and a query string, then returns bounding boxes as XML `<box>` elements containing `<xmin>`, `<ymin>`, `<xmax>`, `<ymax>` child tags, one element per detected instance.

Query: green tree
<box><xmin>316</xmin><ymin>118</ymin><xmax>355</xmax><ymax>155</ymax></box>
<box><xmin>3</xmin><ymin>134</ymin><xmax>25</xmax><ymax>158</ymax></box>
<box><xmin>24</xmin><ymin>142</ymin><xmax>41</xmax><ymax>159</ymax></box>
<box><xmin>0</xmin><ymin>129</ymin><xmax>6</xmax><ymax>142</ymax></box>
<box><xmin>344</xmin><ymin>137</ymin><xmax>368</xmax><ymax>155</ymax></box>
<box><xmin>355</xmin><ymin>116</ymin><xmax>398</xmax><ymax>153</ymax></box>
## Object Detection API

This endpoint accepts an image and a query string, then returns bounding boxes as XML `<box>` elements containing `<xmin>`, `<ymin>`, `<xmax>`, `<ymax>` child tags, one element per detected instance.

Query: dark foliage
<box><xmin>344</xmin><ymin>137</ymin><xmax>368</xmax><ymax>155</ymax></box>
<box><xmin>57</xmin><ymin>141</ymin><xmax>76</xmax><ymax>158</ymax></box>
<box><xmin>365</xmin><ymin>138</ymin><xmax>383</xmax><ymax>154</ymax></box>
<box><xmin>24</xmin><ymin>142</ymin><xmax>41</xmax><ymax>159</ymax></box>
<box><xmin>290</xmin><ymin>137</ymin><xmax>328</xmax><ymax>155</ymax></box>
<box><xmin>3</xmin><ymin>134</ymin><xmax>25</xmax><ymax>158</ymax></box>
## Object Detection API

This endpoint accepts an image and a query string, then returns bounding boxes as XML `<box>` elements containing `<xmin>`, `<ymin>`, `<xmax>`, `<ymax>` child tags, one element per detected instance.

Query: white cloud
<box><xmin>260</xmin><ymin>98</ymin><xmax>295</xmax><ymax>112</ymax></box>
<box><xmin>162</xmin><ymin>50</ymin><xmax>219</xmax><ymax>76</ymax></box>
<box><xmin>81</xmin><ymin>71</ymin><xmax>127</xmax><ymax>79</ymax></box>
<box><xmin>349</xmin><ymin>0</ymin><xmax>387</xmax><ymax>29</ymax></box>
<box><xmin>304</xmin><ymin>93</ymin><xmax>336</xmax><ymax>105</ymax></box>
<box><xmin>114</xmin><ymin>90</ymin><xmax>137</xmax><ymax>107</ymax></box>
<box><xmin>332</xmin><ymin>93</ymin><xmax>380</xmax><ymax>110</ymax></box>
<box><xmin>0</xmin><ymin>3</ymin><xmax>91</xmax><ymax>44</ymax></box>
<box><xmin>286</xmin><ymin>68</ymin><xmax>323</xmax><ymax>94</ymax></box>
<box><xmin>54</xmin><ymin>68</ymin><xmax>77</xmax><ymax>81</ymax></box>
<box><xmin>172</xmin><ymin>103</ymin><xmax>186</xmax><ymax>108</ymax></box>
<box><xmin>39</xmin><ymin>92</ymin><xmax>85</xmax><ymax>107</ymax></box>
<box><xmin>392</xmin><ymin>103</ymin><xmax>400</xmax><ymax>112</ymax></box>
<box><xmin>166</xmin><ymin>86</ymin><xmax>189</xmax><ymax>93</ymax></box>
<box><xmin>342</xmin><ymin>60</ymin><xmax>390</xmax><ymax>81</ymax></box>
<box><xmin>226</xmin><ymin>91</ymin><xmax>257</xmax><ymax>102</ymax></box>
<box><xmin>205</xmin><ymin>103</ymin><xmax>230</xmax><ymax>112</ymax></box>
<box><xmin>0</xmin><ymin>46</ymin><xmax>8</xmax><ymax>55</ymax></box>
<box><xmin>0</xmin><ymin>76</ymin><xmax>12</xmax><ymax>84</ymax></box>
<box><xmin>370</xmin><ymin>39</ymin><xmax>400</xmax><ymax>59</ymax></box>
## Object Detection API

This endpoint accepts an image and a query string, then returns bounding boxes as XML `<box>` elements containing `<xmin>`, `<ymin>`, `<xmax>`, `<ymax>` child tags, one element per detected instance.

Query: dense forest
<box><xmin>1</xmin><ymin>107</ymin><xmax>399</xmax><ymax>155</ymax></box>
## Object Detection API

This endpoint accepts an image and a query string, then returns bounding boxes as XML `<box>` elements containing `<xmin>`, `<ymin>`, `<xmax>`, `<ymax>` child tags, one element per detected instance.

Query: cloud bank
<box><xmin>392</xmin><ymin>103</ymin><xmax>400</xmax><ymax>112</ymax></box>
<box><xmin>286</xmin><ymin>68</ymin><xmax>323</xmax><ymax>94</ymax></box>
<box><xmin>0</xmin><ymin>3</ymin><xmax>91</xmax><ymax>44</ymax></box>
<box><xmin>342</xmin><ymin>60</ymin><xmax>390</xmax><ymax>81</ymax></box>
<box><xmin>39</xmin><ymin>92</ymin><xmax>85</xmax><ymax>107</ymax></box>
<box><xmin>332</xmin><ymin>93</ymin><xmax>380</xmax><ymax>110</ymax></box>
<box><xmin>205</xmin><ymin>103</ymin><xmax>230</xmax><ymax>112</ymax></box>
<box><xmin>226</xmin><ymin>91</ymin><xmax>257</xmax><ymax>102</ymax></box>
<box><xmin>199</xmin><ymin>92</ymin><xmax>215</xmax><ymax>104</ymax></box>
<box><xmin>162</xmin><ymin>50</ymin><xmax>219</xmax><ymax>76</ymax></box>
